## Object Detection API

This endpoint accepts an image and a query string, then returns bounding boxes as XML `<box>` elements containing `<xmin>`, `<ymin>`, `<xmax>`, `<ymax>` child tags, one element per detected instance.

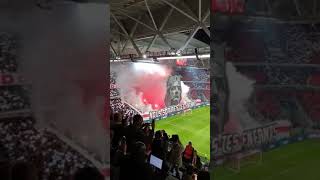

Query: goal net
<box><xmin>224</xmin><ymin>149</ymin><xmax>262</xmax><ymax>173</ymax></box>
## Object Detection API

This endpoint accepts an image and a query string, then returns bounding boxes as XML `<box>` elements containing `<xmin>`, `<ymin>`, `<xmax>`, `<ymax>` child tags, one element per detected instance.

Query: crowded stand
<box><xmin>0</xmin><ymin>86</ymin><xmax>30</xmax><ymax>112</ymax></box>
<box><xmin>251</xmin><ymin>91</ymin><xmax>282</xmax><ymax>121</ymax></box>
<box><xmin>110</xmin><ymin>113</ymin><xmax>210</xmax><ymax>180</ymax></box>
<box><xmin>238</xmin><ymin>66</ymin><xmax>315</xmax><ymax>86</ymax></box>
<box><xmin>224</xmin><ymin>24</ymin><xmax>320</xmax><ymax>128</ymax></box>
<box><xmin>262</xmin><ymin>67</ymin><xmax>310</xmax><ymax>85</ymax></box>
<box><xmin>176</xmin><ymin>67</ymin><xmax>210</xmax><ymax>101</ymax></box>
<box><xmin>227</xmin><ymin>24</ymin><xmax>320</xmax><ymax>64</ymax></box>
<box><xmin>110</xmin><ymin>98</ymin><xmax>139</xmax><ymax>119</ymax></box>
<box><xmin>0</xmin><ymin>32</ymin><xmax>104</xmax><ymax>180</ymax></box>
<box><xmin>284</xmin><ymin>25</ymin><xmax>320</xmax><ymax>64</ymax></box>
<box><xmin>110</xmin><ymin>72</ymin><xmax>117</xmax><ymax>85</ymax></box>
<box><xmin>0</xmin><ymin>32</ymin><xmax>18</xmax><ymax>73</ymax></box>
<box><xmin>110</xmin><ymin>72</ymin><xmax>121</xmax><ymax>98</ymax></box>
<box><xmin>110</xmin><ymin>89</ymin><xmax>120</xmax><ymax>98</ymax></box>
<box><xmin>189</xmin><ymin>70</ymin><xmax>209</xmax><ymax>82</ymax></box>
<box><xmin>0</xmin><ymin>117</ymin><xmax>99</xmax><ymax>180</ymax></box>
<box><xmin>186</xmin><ymin>82</ymin><xmax>210</xmax><ymax>90</ymax></box>
<box><xmin>178</xmin><ymin>68</ymin><xmax>209</xmax><ymax>83</ymax></box>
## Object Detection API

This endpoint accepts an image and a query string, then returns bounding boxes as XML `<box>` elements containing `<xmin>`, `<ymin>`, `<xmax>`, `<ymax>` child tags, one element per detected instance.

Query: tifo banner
<box><xmin>143</xmin><ymin>102</ymin><xmax>210</xmax><ymax>122</ymax></box>
<box><xmin>212</xmin><ymin>123</ymin><xmax>277</xmax><ymax>157</ymax></box>
<box><xmin>149</xmin><ymin>101</ymin><xmax>196</xmax><ymax>120</ymax></box>
<box><xmin>211</xmin><ymin>119</ymin><xmax>320</xmax><ymax>165</ymax></box>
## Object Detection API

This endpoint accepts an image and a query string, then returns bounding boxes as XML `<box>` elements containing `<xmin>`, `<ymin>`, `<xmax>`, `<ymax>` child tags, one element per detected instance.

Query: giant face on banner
<box><xmin>165</xmin><ymin>75</ymin><xmax>182</xmax><ymax>107</ymax></box>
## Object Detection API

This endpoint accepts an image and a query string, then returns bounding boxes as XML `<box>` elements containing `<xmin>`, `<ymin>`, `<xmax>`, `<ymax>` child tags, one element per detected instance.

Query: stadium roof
<box><xmin>110</xmin><ymin>0</ymin><xmax>320</xmax><ymax>59</ymax></box>
<box><xmin>110</xmin><ymin>0</ymin><xmax>210</xmax><ymax>58</ymax></box>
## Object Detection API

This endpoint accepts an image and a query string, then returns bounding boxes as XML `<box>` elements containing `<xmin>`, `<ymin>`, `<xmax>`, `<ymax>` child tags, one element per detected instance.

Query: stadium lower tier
<box><xmin>212</xmin><ymin>139</ymin><xmax>320</xmax><ymax>180</ymax></box>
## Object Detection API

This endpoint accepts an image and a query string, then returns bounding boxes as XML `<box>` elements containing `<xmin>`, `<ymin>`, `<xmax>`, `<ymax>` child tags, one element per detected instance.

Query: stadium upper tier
<box><xmin>213</xmin><ymin>22</ymin><xmax>320</xmax><ymax>129</ymax></box>
<box><xmin>225</xmin><ymin>24</ymin><xmax>320</xmax><ymax>64</ymax></box>
<box><xmin>0</xmin><ymin>32</ymin><xmax>19</xmax><ymax>73</ymax></box>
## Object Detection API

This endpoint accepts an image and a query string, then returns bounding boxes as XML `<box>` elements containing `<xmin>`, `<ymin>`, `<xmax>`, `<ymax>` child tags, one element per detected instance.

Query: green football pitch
<box><xmin>212</xmin><ymin>139</ymin><xmax>320</xmax><ymax>180</ymax></box>
<box><xmin>155</xmin><ymin>106</ymin><xmax>210</xmax><ymax>161</ymax></box>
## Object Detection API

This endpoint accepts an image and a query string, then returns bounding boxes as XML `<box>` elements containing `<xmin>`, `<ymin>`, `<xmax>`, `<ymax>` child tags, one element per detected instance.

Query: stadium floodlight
<box><xmin>199</xmin><ymin>54</ymin><xmax>210</xmax><ymax>58</ymax></box>
<box><xmin>157</xmin><ymin>54</ymin><xmax>210</xmax><ymax>60</ymax></box>
<box><xmin>143</xmin><ymin>54</ymin><xmax>147</xmax><ymax>59</ymax></box>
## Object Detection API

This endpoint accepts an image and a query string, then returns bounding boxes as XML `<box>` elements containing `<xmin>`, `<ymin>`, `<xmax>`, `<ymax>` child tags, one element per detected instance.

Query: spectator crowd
<box><xmin>0</xmin><ymin>32</ymin><xmax>106</xmax><ymax>180</ymax></box>
<box><xmin>111</xmin><ymin>98</ymin><xmax>139</xmax><ymax>119</ymax></box>
<box><xmin>0</xmin><ymin>117</ymin><xmax>104</xmax><ymax>180</ymax></box>
<box><xmin>0</xmin><ymin>86</ymin><xmax>30</xmax><ymax>112</ymax></box>
<box><xmin>221</xmin><ymin>23</ymin><xmax>320</xmax><ymax>128</ymax></box>
<box><xmin>111</xmin><ymin>112</ymin><xmax>210</xmax><ymax>180</ymax></box>
<box><xmin>0</xmin><ymin>32</ymin><xmax>18</xmax><ymax>73</ymax></box>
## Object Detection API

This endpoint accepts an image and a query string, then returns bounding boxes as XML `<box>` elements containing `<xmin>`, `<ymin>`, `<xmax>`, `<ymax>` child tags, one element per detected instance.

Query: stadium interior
<box><xmin>0</xmin><ymin>0</ymin><xmax>320</xmax><ymax>180</ymax></box>
<box><xmin>212</xmin><ymin>0</ymin><xmax>320</xmax><ymax>180</ymax></box>
<box><xmin>110</xmin><ymin>0</ymin><xmax>211</xmax><ymax>180</ymax></box>
<box><xmin>0</xmin><ymin>1</ymin><xmax>110</xmax><ymax>180</ymax></box>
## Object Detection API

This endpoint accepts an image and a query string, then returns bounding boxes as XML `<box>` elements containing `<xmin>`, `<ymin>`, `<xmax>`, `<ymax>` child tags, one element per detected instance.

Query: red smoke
<box><xmin>133</xmin><ymin>72</ymin><xmax>168</xmax><ymax>110</ymax></box>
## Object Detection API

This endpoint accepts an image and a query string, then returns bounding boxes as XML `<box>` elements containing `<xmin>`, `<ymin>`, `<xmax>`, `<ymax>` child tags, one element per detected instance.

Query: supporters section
<box><xmin>0</xmin><ymin>31</ymin><xmax>108</xmax><ymax>180</ymax></box>
<box><xmin>211</xmin><ymin>3</ymin><xmax>320</xmax><ymax>176</ymax></box>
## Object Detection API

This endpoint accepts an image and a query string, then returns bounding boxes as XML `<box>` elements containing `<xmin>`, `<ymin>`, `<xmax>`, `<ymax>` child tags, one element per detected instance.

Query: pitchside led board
<box><xmin>210</xmin><ymin>0</ymin><xmax>320</xmax><ymax>168</ymax></box>
<box><xmin>110</xmin><ymin>62</ymin><xmax>210</xmax><ymax>121</ymax></box>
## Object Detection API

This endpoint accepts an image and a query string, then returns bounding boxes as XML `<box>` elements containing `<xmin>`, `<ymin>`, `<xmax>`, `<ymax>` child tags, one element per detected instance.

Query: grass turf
<box><xmin>212</xmin><ymin>139</ymin><xmax>320</xmax><ymax>180</ymax></box>
<box><xmin>155</xmin><ymin>106</ymin><xmax>210</xmax><ymax>161</ymax></box>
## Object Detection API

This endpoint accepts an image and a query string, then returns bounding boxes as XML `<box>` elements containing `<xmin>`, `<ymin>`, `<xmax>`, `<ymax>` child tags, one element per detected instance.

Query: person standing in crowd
<box><xmin>192</xmin><ymin>150</ymin><xmax>202</xmax><ymax>170</ymax></box>
<box><xmin>111</xmin><ymin>112</ymin><xmax>125</xmax><ymax>149</ymax></box>
<box><xmin>162</xmin><ymin>131</ymin><xmax>170</xmax><ymax>159</ymax></box>
<box><xmin>183</xmin><ymin>142</ymin><xmax>194</xmax><ymax>164</ymax></box>
<box><xmin>143</xmin><ymin>119</ymin><xmax>155</xmax><ymax>155</ymax></box>
<box><xmin>167</xmin><ymin>135</ymin><xmax>184</xmax><ymax>180</ymax></box>
<box><xmin>125</xmin><ymin>114</ymin><xmax>145</xmax><ymax>152</ymax></box>
<box><xmin>119</xmin><ymin>141</ymin><xmax>154</xmax><ymax>180</ymax></box>
<box><xmin>151</xmin><ymin>130</ymin><xmax>165</xmax><ymax>160</ymax></box>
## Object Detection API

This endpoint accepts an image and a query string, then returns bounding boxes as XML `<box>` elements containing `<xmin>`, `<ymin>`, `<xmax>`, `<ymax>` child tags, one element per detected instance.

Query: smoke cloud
<box><xmin>181</xmin><ymin>81</ymin><xmax>191</xmax><ymax>104</ymax></box>
<box><xmin>111</xmin><ymin>62</ymin><xmax>178</xmax><ymax>113</ymax></box>
<box><xmin>225</xmin><ymin>62</ymin><xmax>260</xmax><ymax>133</ymax></box>
<box><xmin>1</xmin><ymin>2</ymin><xmax>109</xmax><ymax>165</ymax></box>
